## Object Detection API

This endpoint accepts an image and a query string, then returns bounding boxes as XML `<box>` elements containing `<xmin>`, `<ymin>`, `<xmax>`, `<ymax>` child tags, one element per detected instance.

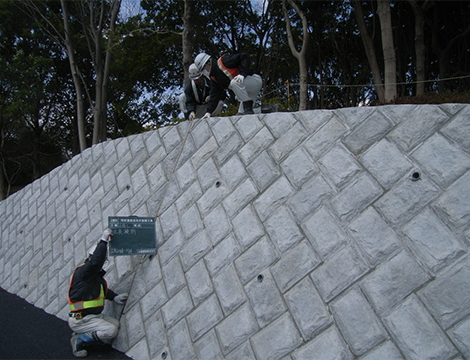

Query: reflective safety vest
<box><xmin>68</xmin><ymin>265</ymin><xmax>106</xmax><ymax>312</ymax></box>
<box><xmin>217</xmin><ymin>55</ymin><xmax>240</xmax><ymax>81</ymax></box>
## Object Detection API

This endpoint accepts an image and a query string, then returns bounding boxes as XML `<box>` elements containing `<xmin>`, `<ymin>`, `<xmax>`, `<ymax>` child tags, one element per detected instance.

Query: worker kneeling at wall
<box><xmin>68</xmin><ymin>228</ymin><xmax>128</xmax><ymax>358</ymax></box>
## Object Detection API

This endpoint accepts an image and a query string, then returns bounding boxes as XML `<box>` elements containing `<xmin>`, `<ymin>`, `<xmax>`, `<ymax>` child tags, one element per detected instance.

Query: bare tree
<box><xmin>407</xmin><ymin>0</ymin><xmax>432</xmax><ymax>96</ymax></box>
<box><xmin>182</xmin><ymin>0</ymin><xmax>195</xmax><ymax>87</ymax></box>
<box><xmin>282</xmin><ymin>0</ymin><xmax>309</xmax><ymax>110</ymax></box>
<box><xmin>352</xmin><ymin>0</ymin><xmax>385</xmax><ymax>103</ymax></box>
<box><xmin>377</xmin><ymin>0</ymin><xmax>397</xmax><ymax>101</ymax></box>
<box><xmin>22</xmin><ymin>0</ymin><xmax>122</xmax><ymax>149</ymax></box>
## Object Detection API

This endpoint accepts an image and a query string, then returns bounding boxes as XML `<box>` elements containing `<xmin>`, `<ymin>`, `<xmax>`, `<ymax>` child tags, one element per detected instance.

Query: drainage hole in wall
<box><xmin>161</xmin><ymin>351</ymin><xmax>167</xmax><ymax>359</ymax></box>
<box><xmin>411</xmin><ymin>172</ymin><xmax>421</xmax><ymax>181</ymax></box>
<box><xmin>215</xmin><ymin>181</ymin><xmax>221</xmax><ymax>188</ymax></box>
<box><xmin>257</xmin><ymin>274</ymin><xmax>264</xmax><ymax>283</ymax></box>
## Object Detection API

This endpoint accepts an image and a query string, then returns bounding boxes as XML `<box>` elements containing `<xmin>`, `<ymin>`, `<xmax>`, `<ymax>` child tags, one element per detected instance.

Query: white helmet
<box><xmin>188</xmin><ymin>63</ymin><xmax>202</xmax><ymax>80</ymax></box>
<box><xmin>194</xmin><ymin>53</ymin><xmax>211</xmax><ymax>72</ymax></box>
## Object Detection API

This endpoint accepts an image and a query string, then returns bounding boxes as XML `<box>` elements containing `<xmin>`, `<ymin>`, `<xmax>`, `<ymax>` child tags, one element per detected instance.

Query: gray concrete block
<box><xmin>203</xmin><ymin>205</ymin><xmax>232</xmax><ymax>246</ymax></box>
<box><xmin>126</xmin><ymin>303</ymin><xmax>145</xmax><ymax>348</ymax></box>
<box><xmin>144</xmin><ymin>311</ymin><xmax>167</xmax><ymax>359</ymax></box>
<box><xmin>167</xmin><ymin>319</ymin><xmax>196</xmax><ymax>360</ymax></box>
<box><xmin>263</xmin><ymin>112</ymin><xmax>297</xmax><ymax>138</ymax></box>
<box><xmin>319</xmin><ymin>144</ymin><xmax>362</xmax><ymax>189</ymax></box>
<box><xmin>239</xmin><ymin>127</ymin><xmax>275</xmax><ymax>165</ymax></box>
<box><xmin>303</xmin><ymin>115</ymin><xmax>348</xmax><ymax>160</ymax></box>
<box><xmin>216</xmin><ymin>304</ymin><xmax>259</xmax><ymax>354</ymax></box>
<box><xmin>281</xmin><ymin>147</ymin><xmax>318</xmax><ymax>188</ymax></box>
<box><xmin>204</xmin><ymin>234</ymin><xmax>240</xmax><ymax>276</ymax></box>
<box><xmin>162</xmin><ymin>256</ymin><xmax>185</xmax><ymax>298</ymax></box>
<box><xmin>387</xmin><ymin>105</ymin><xmax>449</xmax><ymax>152</ymax></box>
<box><xmin>433</xmin><ymin>171</ymin><xmax>470</xmax><ymax>231</ymax></box>
<box><xmin>358</xmin><ymin>341</ymin><xmax>405</xmax><ymax>360</ymax></box>
<box><xmin>213</xmin><ymin>132</ymin><xmax>244</xmax><ymax>166</ymax></box>
<box><xmin>361</xmin><ymin>251</ymin><xmax>429</xmax><ymax>314</ymax></box>
<box><xmin>190</xmin><ymin>120</ymin><xmax>212</xmax><ymax>149</ymax></box>
<box><xmin>265</xmin><ymin>205</ymin><xmax>303</xmax><ymax>253</ymax></box>
<box><xmin>191</xmin><ymin>137</ymin><xmax>218</xmax><ymax>170</ymax></box>
<box><xmin>197</xmin><ymin>157</ymin><xmax>219</xmax><ymax>192</ymax></box>
<box><xmin>235</xmin><ymin>113</ymin><xmax>264</xmax><ymax>141</ymax></box>
<box><xmin>247</xmin><ymin>151</ymin><xmax>281</xmax><ymax>191</ymax></box>
<box><xmin>180</xmin><ymin>204</ymin><xmax>203</xmax><ymax>239</ymax></box>
<box><xmin>196</xmin><ymin>180</ymin><xmax>230</xmax><ymax>216</ymax></box>
<box><xmin>288</xmin><ymin>174</ymin><xmax>335</xmax><ymax>222</ymax></box>
<box><xmin>232</xmin><ymin>205</ymin><xmax>264</xmax><ymax>250</ymax></box>
<box><xmin>161</xmin><ymin>287</ymin><xmax>194</xmax><ymax>329</ymax></box>
<box><xmin>269</xmin><ymin>123</ymin><xmax>309</xmax><ymax>163</ymax></box>
<box><xmin>235</xmin><ymin>236</ymin><xmax>279</xmax><ymax>284</ymax></box>
<box><xmin>331</xmin><ymin>287</ymin><xmax>387</xmax><ymax>355</ymax></box>
<box><xmin>383</xmin><ymin>295</ymin><xmax>457</xmax><ymax>360</ymax></box>
<box><xmin>179</xmin><ymin>229</ymin><xmax>212</xmax><ymax>271</ymax></box>
<box><xmin>251</xmin><ymin>313</ymin><xmax>302</xmax><ymax>360</ymax></box>
<box><xmin>194</xmin><ymin>330</ymin><xmax>224</xmax><ymax>360</ymax></box>
<box><xmin>220</xmin><ymin>154</ymin><xmax>248</xmax><ymax>190</ymax></box>
<box><xmin>187</xmin><ymin>295</ymin><xmax>224</xmax><ymax>341</ymax></box>
<box><xmin>403</xmin><ymin>208</ymin><xmax>465</xmax><ymax>273</ymax></box>
<box><xmin>359</xmin><ymin>139</ymin><xmax>413</xmax><ymax>190</ymax></box>
<box><xmin>331</xmin><ymin>172</ymin><xmax>383</xmax><ymax>223</ymax></box>
<box><xmin>292</xmin><ymin>325</ymin><xmax>353</xmax><ymax>360</ymax></box>
<box><xmin>245</xmin><ymin>271</ymin><xmax>286</xmax><ymax>328</ymax></box>
<box><xmin>253</xmin><ymin>177</ymin><xmax>294</xmax><ymax>221</ymax></box>
<box><xmin>312</xmin><ymin>245</ymin><xmax>368</xmax><ymax>302</ymax></box>
<box><xmin>225</xmin><ymin>341</ymin><xmax>256</xmax><ymax>360</ymax></box>
<box><xmin>271</xmin><ymin>240</ymin><xmax>320</xmax><ymax>293</ymax></box>
<box><xmin>213</xmin><ymin>264</ymin><xmax>246</xmax><ymax>316</ymax></box>
<box><xmin>211</xmin><ymin>117</ymin><xmax>236</xmax><ymax>143</ymax></box>
<box><xmin>161</xmin><ymin>126</ymin><xmax>182</xmax><ymax>153</ymax></box>
<box><xmin>186</xmin><ymin>260</ymin><xmax>213</xmax><ymax>306</ymax></box>
<box><xmin>141</xmin><ymin>281</ymin><xmax>167</xmax><ymax>321</ymax></box>
<box><xmin>375</xmin><ymin>176</ymin><xmax>441</xmax><ymax>227</ymax></box>
<box><xmin>441</xmin><ymin>106</ymin><xmax>470</xmax><ymax>152</ymax></box>
<box><xmin>223</xmin><ymin>178</ymin><xmax>258</xmax><ymax>218</ymax></box>
<box><xmin>448</xmin><ymin>316</ymin><xmax>470</xmax><ymax>358</ymax></box>
<box><xmin>302</xmin><ymin>206</ymin><xmax>349</xmax><ymax>259</ymax></box>
<box><xmin>284</xmin><ymin>277</ymin><xmax>331</xmax><ymax>340</ymax></box>
<box><xmin>176</xmin><ymin>160</ymin><xmax>196</xmax><ymax>192</ymax></box>
<box><xmin>419</xmin><ymin>256</ymin><xmax>470</xmax><ymax>329</ymax></box>
<box><xmin>411</xmin><ymin>133</ymin><xmax>470</xmax><ymax>188</ymax></box>
<box><xmin>343</xmin><ymin>111</ymin><xmax>393</xmax><ymax>155</ymax></box>
<box><xmin>348</xmin><ymin>207</ymin><xmax>401</xmax><ymax>267</ymax></box>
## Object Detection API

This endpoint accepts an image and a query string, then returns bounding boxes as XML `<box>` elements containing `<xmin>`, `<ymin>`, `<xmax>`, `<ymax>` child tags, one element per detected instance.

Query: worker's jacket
<box><xmin>68</xmin><ymin>240</ymin><xmax>116</xmax><ymax>316</ymax></box>
<box><xmin>184</xmin><ymin>77</ymin><xmax>211</xmax><ymax>114</ymax></box>
<box><xmin>206</xmin><ymin>53</ymin><xmax>254</xmax><ymax>114</ymax></box>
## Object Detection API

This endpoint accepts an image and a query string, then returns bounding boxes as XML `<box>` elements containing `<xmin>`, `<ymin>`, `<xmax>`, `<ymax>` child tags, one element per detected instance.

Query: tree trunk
<box><xmin>182</xmin><ymin>0</ymin><xmax>195</xmax><ymax>87</ymax></box>
<box><xmin>61</xmin><ymin>0</ymin><xmax>87</xmax><ymax>152</ymax></box>
<box><xmin>352</xmin><ymin>0</ymin><xmax>385</xmax><ymax>103</ymax></box>
<box><xmin>408</xmin><ymin>0</ymin><xmax>430</xmax><ymax>96</ymax></box>
<box><xmin>282</xmin><ymin>0</ymin><xmax>309</xmax><ymax>111</ymax></box>
<box><xmin>377</xmin><ymin>0</ymin><xmax>397</xmax><ymax>102</ymax></box>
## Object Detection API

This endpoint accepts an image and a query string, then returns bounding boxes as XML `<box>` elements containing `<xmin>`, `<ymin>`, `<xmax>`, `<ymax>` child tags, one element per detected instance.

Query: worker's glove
<box><xmin>201</xmin><ymin>112</ymin><xmax>211</xmax><ymax>119</ymax></box>
<box><xmin>101</xmin><ymin>228</ymin><xmax>113</xmax><ymax>242</ymax></box>
<box><xmin>189</xmin><ymin>112</ymin><xmax>196</xmax><ymax>121</ymax></box>
<box><xmin>114</xmin><ymin>293</ymin><xmax>129</xmax><ymax>305</ymax></box>
<box><xmin>233</xmin><ymin>74</ymin><xmax>244</xmax><ymax>83</ymax></box>
<box><xmin>204</xmin><ymin>96</ymin><xmax>210</xmax><ymax>104</ymax></box>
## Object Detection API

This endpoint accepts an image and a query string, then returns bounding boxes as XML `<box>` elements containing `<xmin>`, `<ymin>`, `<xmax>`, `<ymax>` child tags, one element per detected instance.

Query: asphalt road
<box><xmin>0</xmin><ymin>287</ymin><xmax>130</xmax><ymax>360</ymax></box>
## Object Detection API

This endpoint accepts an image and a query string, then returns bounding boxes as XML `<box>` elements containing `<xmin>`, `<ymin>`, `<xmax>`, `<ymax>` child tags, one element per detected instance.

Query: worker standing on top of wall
<box><xmin>194</xmin><ymin>52</ymin><xmax>263</xmax><ymax>117</ymax></box>
<box><xmin>68</xmin><ymin>228</ymin><xmax>128</xmax><ymax>358</ymax></box>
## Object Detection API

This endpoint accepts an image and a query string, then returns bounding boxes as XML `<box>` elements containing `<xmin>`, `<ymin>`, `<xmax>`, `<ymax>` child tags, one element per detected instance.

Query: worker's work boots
<box><xmin>71</xmin><ymin>332</ymin><xmax>97</xmax><ymax>357</ymax></box>
<box><xmin>242</xmin><ymin>101</ymin><xmax>254</xmax><ymax>114</ymax></box>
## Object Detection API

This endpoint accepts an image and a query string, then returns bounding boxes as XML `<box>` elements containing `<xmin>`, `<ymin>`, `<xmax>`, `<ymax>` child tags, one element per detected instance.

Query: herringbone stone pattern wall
<box><xmin>1</xmin><ymin>104</ymin><xmax>470</xmax><ymax>359</ymax></box>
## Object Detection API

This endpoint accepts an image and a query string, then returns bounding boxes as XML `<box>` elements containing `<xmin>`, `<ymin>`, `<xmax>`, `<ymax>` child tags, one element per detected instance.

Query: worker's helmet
<box><xmin>194</xmin><ymin>53</ymin><xmax>211</xmax><ymax>72</ymax></box>
<box><xmin>188</xmin><ymin>63</ymin><xmax>202</xmax><ymax>80</ymax></box>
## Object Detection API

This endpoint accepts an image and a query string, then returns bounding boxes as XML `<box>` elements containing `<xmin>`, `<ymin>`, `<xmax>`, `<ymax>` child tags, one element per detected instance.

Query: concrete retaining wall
<box><xmin>1</xmin><ymin>104</ymin><xmax>470</xmax><ymax>359</ymax></box>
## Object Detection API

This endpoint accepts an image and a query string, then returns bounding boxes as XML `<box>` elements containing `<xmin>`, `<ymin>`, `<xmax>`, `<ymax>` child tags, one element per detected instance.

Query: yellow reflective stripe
<box><xmin>69</xmin><ymin>286</ymin><xmax>105</xmax><ymax>312</ymax></box>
